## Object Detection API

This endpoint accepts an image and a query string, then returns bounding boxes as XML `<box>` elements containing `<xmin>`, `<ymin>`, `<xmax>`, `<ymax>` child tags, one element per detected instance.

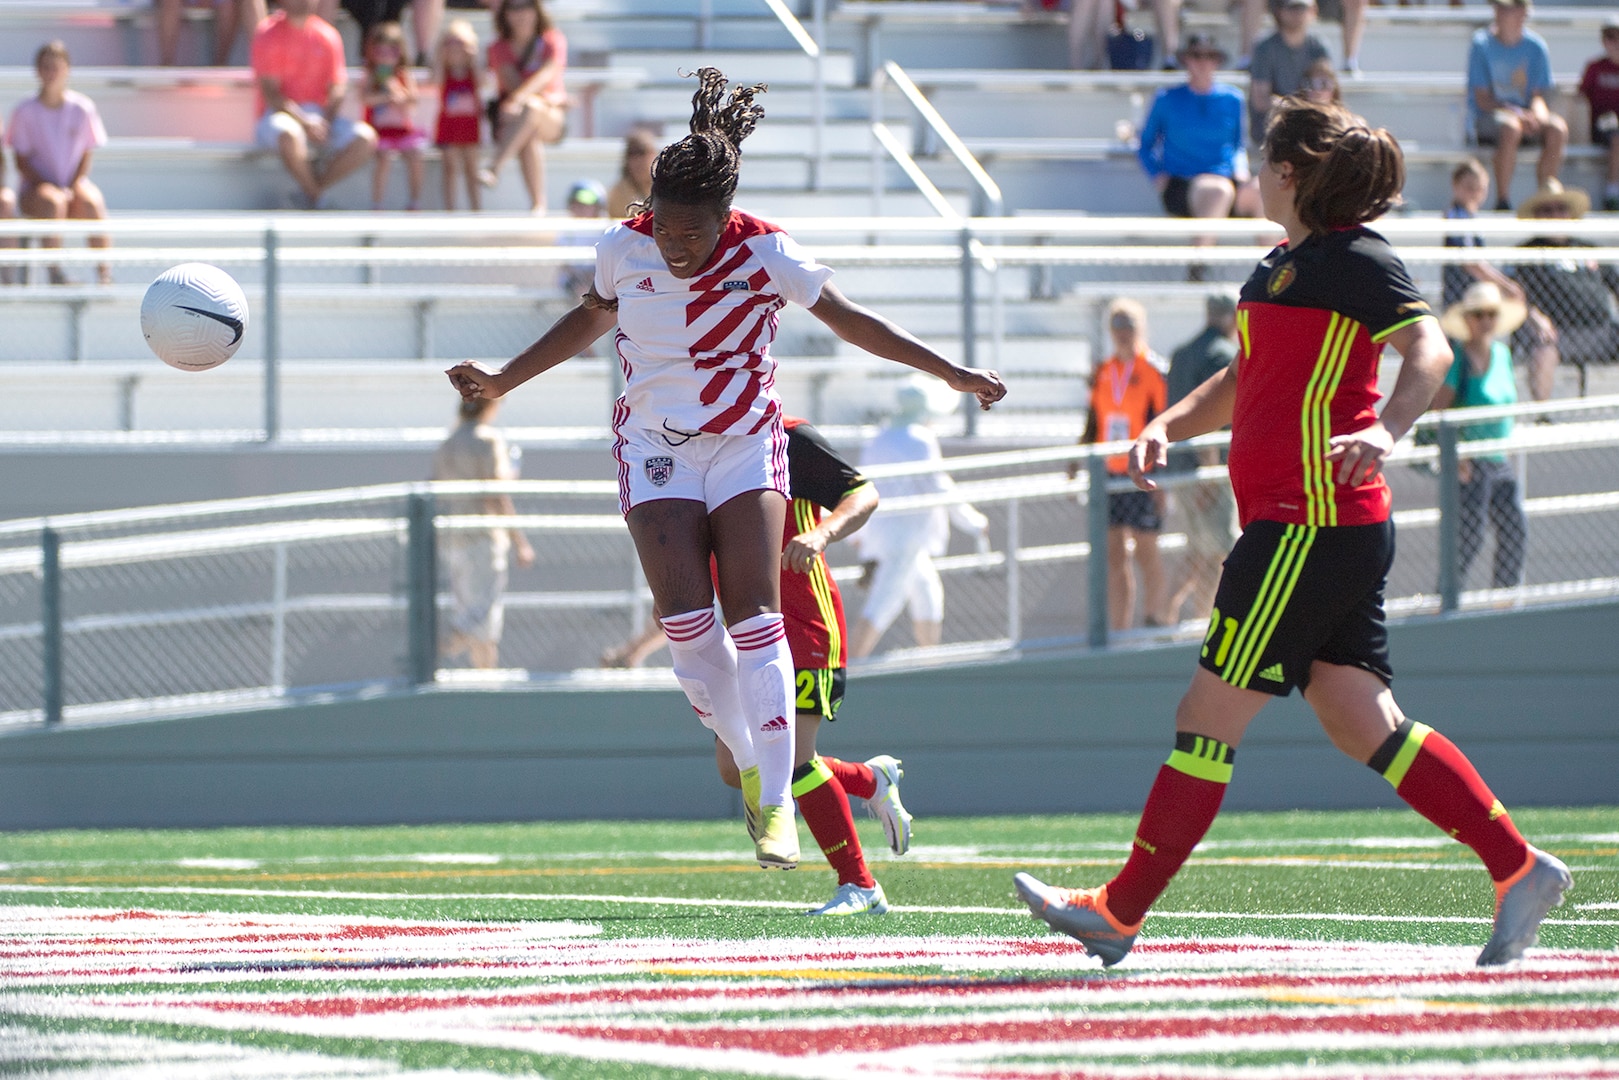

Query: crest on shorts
<box><xmin>645</xmin><ymin>456</ymin><xmax>675</xmax><ymax>487</ymax></box>
<box><xmin>1266</xmin><ymin>262</ymin><xmax>1296</xmax><ymax>297</ymax></box>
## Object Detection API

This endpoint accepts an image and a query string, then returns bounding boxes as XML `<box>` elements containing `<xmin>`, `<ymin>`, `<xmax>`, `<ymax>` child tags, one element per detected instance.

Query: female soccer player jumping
<box><xmin>449</xmin><ymin>68</ymin><xmax>1004</xmax><ymax>870</ymax></box>
<box><xmin>1014</xmin><ymin>99</ymin><xmax>1570</xmax><ymax>967</ymax></box>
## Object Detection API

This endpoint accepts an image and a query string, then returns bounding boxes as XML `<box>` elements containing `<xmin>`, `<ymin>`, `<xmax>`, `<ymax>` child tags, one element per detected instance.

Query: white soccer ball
<box><xmin>140</xmin><ymin>263</ymin><xmax>250</xmax><ymax>371</ymax></box>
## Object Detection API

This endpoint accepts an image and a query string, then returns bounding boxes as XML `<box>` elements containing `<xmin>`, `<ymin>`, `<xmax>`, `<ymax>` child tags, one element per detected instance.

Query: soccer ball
<box><xmin>140</xmin><ymin>263</ymin><xmax>250</xmax><ymax>371</ymax></box>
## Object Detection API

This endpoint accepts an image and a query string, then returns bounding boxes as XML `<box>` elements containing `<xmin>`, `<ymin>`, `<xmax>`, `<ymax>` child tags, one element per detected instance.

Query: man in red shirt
<box><xmin>251</xmin><ymin>0</ymin><xmax>376</xmax><ymax>209</ymax></box>
<box><xmin>1578</xmin><ymin>18</ymin><xmax>1619</xmax><ymax>211</ymax></box>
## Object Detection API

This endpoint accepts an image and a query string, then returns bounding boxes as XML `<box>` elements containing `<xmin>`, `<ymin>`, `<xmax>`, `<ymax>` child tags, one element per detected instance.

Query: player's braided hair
<box><xmin>1263</xmin><ymin>99</ymin><xmax>1404</xmax><ymax>236</ymax></box>
<box><xmin>646</xmin><ymin>67</ymin><xmax>767</xmax><ymax>214</ymax></box>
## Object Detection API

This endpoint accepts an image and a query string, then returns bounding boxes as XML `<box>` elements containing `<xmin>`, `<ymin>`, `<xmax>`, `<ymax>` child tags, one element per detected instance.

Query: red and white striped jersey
<box><xmin>594</xmin><ymin>209</ymin><xmax>834</xmax><ymax>436</ymax></box>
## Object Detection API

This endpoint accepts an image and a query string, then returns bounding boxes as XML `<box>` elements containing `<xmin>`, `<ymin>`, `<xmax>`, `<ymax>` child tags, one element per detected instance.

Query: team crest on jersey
<box><xmin>645</xmin><ymin>456</ymin><xmax>675</xmax><ymax>486</ymax></box>
<box><xmin>721</xmin><ymin>280</ymin><xmax>749</xmax><ymax>291</ymax></box>
<box><xmin>1266</xmin><ymin>263</ymin><xmax>1297</xmax><ymax>297</ymax></box>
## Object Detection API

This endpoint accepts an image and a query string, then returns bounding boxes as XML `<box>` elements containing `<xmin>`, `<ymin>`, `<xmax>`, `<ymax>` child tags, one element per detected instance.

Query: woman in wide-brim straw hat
<box><xmin>1439</xmin><ymin>279</ymin><xmax>1527</xmax><ymax>341</ymax></box>
<box><xmin>1431</xmin><ymin>279</ymin><xmax>1531</xmax><ymax>592</ymax></box>
<box><xmin>448</xmin><ymin>67</ymin><xmax>1005</xmax><ymax>883</ymax></box>
<box><xmin>1515</xmin><ymin>177</ymin><xmax>1591</xmax><ymax>220</ymax></box>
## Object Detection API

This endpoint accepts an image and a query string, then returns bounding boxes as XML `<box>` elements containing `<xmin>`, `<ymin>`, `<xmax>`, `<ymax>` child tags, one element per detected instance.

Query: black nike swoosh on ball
<box><xmin>177</xmin><ymin>305</ymin><xmax>244</xmax><ymax>346</ymax></box>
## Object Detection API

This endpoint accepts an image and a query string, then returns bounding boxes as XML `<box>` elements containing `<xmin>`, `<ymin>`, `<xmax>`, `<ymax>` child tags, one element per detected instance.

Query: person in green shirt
<box><xmin>1433</xmin><ymin>281</ymin><xmax>1530</xmax><ymax>589</ymax></box>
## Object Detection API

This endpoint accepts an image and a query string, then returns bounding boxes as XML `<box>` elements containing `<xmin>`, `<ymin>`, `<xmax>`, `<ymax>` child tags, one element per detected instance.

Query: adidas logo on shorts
<box><xmin>1257</xmin><ymin>662</ymin><xmax>1285</xmax><ymax>683</ymax></box>
<box><xmin>760</xmin><ymin>715</ymin><xmax>790</xmax><ymax>733</ymax></box>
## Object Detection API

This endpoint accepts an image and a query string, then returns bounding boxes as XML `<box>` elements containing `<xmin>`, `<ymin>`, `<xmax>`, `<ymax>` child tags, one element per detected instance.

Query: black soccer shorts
<box><xmin>1198</xmin><ymin>519</ymin><xmax>1395</xmax><ymax>696</ymax></box>
<box><xmin>794</xmin><ymin>666</ymin><xmax>847</xmax><ymax>722</ymax></box>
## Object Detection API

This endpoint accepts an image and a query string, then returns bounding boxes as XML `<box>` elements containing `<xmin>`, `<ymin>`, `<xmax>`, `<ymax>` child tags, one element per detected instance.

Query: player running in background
<box><xmin>448</xmin><ymin>67</ymin><xmax>1004</xmax><ymax>873</ymax></box>
<box><xmin>1014</xmin><ymin>99</ymin><xmax>1571</xmax><ymax>968</ymax></box>
<box><xmin>713</xmin><ymin>416</ymin><xmax>910</xmax><ymax>916</ymax></box>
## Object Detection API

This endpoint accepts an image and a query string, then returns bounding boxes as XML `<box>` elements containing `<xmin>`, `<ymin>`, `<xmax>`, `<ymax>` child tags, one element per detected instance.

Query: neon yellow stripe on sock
<box><xmin>1381</xmin><ymin>722</ymin><xmax>1433</xmax><ymax>789</ymax></box>
<box><xmin>1165</xmin><ymin>748</ymin><xmax>1234</xmax><ymax>784</ymax></box>
<box><xmin>791</xmin><ymin>755</ymin><xmax>834</xmax><ymax>799</ymax></box>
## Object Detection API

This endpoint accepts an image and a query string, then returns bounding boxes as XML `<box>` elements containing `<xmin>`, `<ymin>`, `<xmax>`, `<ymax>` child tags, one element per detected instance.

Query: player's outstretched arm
<box><xmin>447</xmin><ymin>298</ymin><xmax>618</xmax><ymax>400</ymax></box>
<box><xmin>1127</xmin><ymin>361</ymin><xmax>1238</xmax><ymax>491</ymax></box>
<box><xmin>806</xmin><ymin>283</ymin><xmax>1007</xmax><ymax>410</ymax></box>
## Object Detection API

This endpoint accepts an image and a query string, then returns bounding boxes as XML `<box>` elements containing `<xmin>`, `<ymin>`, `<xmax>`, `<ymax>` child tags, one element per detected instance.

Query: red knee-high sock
<box><xmin>1106</xmin><ymin>733</ymin><xmax>1234</xmax><ymax>927</ymax></box>
<box><xmin>793</xmin><ymin>757</ymin><xmax>875</xmax><ymax>888</ymax></box>
<box><xmin>1368</xmin><ymin>719</ymin><xmax>1528</xmax><ymax>882</ymax></box>
<box><xmin>822</xmin><ymin>755</ymin><xmax>876</xmax><ymax>801</ymax></box>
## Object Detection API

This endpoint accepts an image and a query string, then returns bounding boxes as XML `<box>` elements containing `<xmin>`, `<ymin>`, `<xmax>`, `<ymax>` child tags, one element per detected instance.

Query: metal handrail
<box><xmin>870</xmin><ymin>60</ymin><xmax>1003</xmax><ymax>219</ymax></box>
<box><xmin>758</xmin><ymin>0</ymin><xmax>826</xmax><ymax>190</ymax></box>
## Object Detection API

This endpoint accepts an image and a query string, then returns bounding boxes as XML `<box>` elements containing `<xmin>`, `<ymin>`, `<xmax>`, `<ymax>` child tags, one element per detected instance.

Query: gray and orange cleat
<box><xmin>1013</xmin><ymin>873</ymin><xmax>1141</xmax><ymax>967</ymax></box>
<box><xmin>1477</xmin><ymin>845</ymin><xmax>1572</xmax><ymax>966</ymax></box>
<box><xmin>864</xmin><ymin>755</ymin><xmax>913</xmax><ymax>856</ymax></box>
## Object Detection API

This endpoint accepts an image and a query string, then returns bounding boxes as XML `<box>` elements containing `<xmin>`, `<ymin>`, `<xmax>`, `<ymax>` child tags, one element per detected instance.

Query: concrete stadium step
<box><xmin>75</xmin><ymin>136</ymin><xmax>951</xmax><ymax>214</ymax></box>
<box><xmin>603</xmin><ymin>49</ymin><xmax>856</xmax><ymax>89</ymax></box>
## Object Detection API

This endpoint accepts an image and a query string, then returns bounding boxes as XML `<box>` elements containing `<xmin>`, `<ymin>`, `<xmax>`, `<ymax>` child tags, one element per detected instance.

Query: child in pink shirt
<box><xmin>6</xmin><ymin>40</ymin><xmax>110</xmax><ymax>284</ymax></box>
<box><xmin>361</xmin><ymin>21</ymin><xmax>428</xmax><ymax>210</ymax></box>
<box><xmin>1579</xmin><ymin>19</ymin><xmax>1619</xmax><ymax>210</ymax></box>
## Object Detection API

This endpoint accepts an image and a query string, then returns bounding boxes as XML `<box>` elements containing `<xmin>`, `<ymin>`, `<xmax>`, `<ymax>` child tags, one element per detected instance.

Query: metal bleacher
<box><xmin>3</xmin><ymin>0</ymin><xmax>1619</xmax><ymax>444</ymax></box>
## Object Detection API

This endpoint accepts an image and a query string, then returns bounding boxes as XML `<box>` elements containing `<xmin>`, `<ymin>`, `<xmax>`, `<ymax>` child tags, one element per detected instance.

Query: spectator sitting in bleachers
<box><xmin>7</xmin><ymin>41</ymin><xmax>111</xmax><ymax>285</ymax></box>
<box><xmin>1577</xmin><ymin>17</ymin><xmax>1619</xmax><ymax>212</ymax></box>
<box><xmin>607</xmin><ymin>126</ymin><xmax>657</xmax><ymax>219</ymax></box>
<box><xmin>156</xmin><ymin>0</ymin><xmax>266</xmax><ymax>66</ymax></box>
<box><xmin>1442</xmin><ymin>157</ymin><xmax>1521</xmax><ymax>313</ymax></box>
<box><xmin>1466</xmin><ymin>0</ymin><xmax>1566</xmax><ymax>213</ymax></box>
<box><xmin>1511</xmin><ymin>180</ymin><xmax>1617</xmax><ymax>399</ymax></box>
<box><xmin>341</xmin><ymin>0</ymin><xmax>444</xmax><ymax>68</ymax></box>
<box><xmin>478</xmin><ymin>0</ymin><xmax>567</xmax><ymax>214</ymax></box>
<box><xmin>252</xmin><ymin>0</ymin><xmax>377</xmax><ymax>210</ymax></box>
<box><xmin>1137</xmin><ymin>35</ymin><xmax>1259</xmax><ymax>223</ymax></box>
<box><xmin>1247</xmin><ymin>0</ymin><xmax>1330</xmax><ymax>141</ymax></box>
<box><xmin>1300</xmin><ymin>57</ymin><xmax>1340</xmax><ymax>107</ymax></box>
<box><xmin>1240</xmin><ymin>0</ymin><xmax>1363</xmax><ymax>75</ymax></box>
<box><xmin>1065</xmin><ymin>0</ymin><xmax>1182</xmax><ymax>71</ymax></box>
<box><xmin>361</xmin><ymin>21</ymin><xmax>427</xmax><ymax>210</ymax></box>
<box><xmin>0</xmin><ymin>120</ymin><xmax>16</xmax><ymax>286</ymax></box>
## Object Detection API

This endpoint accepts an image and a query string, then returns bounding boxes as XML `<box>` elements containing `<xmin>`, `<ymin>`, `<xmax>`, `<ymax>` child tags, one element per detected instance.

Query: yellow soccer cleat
<box><xmin>754</xmin><ymin>803</ymin><xmax>800</xmax><ymax>870</ymax></box>
<box><xmin>739</xmin><ymin>765</ymin><xmax>763</xmax><ymax>843</ymax></box>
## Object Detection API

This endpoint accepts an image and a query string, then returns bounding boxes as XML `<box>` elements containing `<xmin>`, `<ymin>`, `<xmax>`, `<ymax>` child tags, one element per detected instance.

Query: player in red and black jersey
<box><xmin>711</xmin><ymin>417</ymin><xmax>912</xmax><ymax>916</ymax></box>
<box><xmin>1015</xmin><ymin>100</ymin><xmax>1571</xmax><ymax>968</ymax></box>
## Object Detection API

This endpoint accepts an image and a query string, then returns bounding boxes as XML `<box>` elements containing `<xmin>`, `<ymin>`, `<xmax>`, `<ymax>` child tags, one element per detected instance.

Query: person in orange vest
<box><xmin>1076</xmin><ymin>298</ymin><xmax>1169</xmax><ymax>630</ymax></box>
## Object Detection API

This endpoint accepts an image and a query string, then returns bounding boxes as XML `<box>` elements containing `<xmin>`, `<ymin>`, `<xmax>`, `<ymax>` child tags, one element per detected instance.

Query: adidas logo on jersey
<box><xmin>1257</xmin><ymin>663</ymin><xmax>1285</xmax><ymax>683</ymax></box>
<box><xmin>636</xmin><ymin>277</ymin><xmax>655</xmax><ymax>292</ymax></box>
<box><xmin>760</xmin><ymin>715</ymin><xmax>790</xmax><ymax>733</ymax></box>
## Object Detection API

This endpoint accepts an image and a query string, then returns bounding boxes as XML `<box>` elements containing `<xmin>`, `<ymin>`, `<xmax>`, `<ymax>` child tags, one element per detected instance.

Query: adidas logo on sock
<box><xmin>1257</xmin><ymin>662</ymin><xmax>1285</xmax><ymax>682</ymax></box>
<box><xmin>636</xmin><ymin>277</ymin><xmax>655</xmax><ymax>292</ymax></box>
<box><xmin>760</xmin><ymin>715</ymin><xmax>790</xmax><ymax>733</ymax></box>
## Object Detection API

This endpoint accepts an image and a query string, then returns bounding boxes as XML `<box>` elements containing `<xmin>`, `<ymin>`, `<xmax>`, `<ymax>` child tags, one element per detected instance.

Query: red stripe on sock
<box><xmin>660</xmin><ymin>611</ymin><xmax>715</xmax><ymax>642</ymax></box>
<box><xmin>796</xmin><ymin>771</ymin><xmax>874</xmax><ymax>889</ymax></box>
<box><xmin>1106</xmin><ymin>763</ymin><xmax>1227</xmax><ymax>927</ymax></box>
<box><xmin>1396</xmin><ymin>729</ymin><xmax>1528</xmax><ymax>882</ymax></box>
<box><xmin>822</xmin><ymin>756</ymin><xmax>875</xmax><ymax>801</ymax></box>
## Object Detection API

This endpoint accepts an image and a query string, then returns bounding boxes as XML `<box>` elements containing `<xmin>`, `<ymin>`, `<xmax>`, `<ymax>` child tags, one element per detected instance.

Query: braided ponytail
<box><xmin>647</xmin><ymin>67</ymin><xmax>767</xmax><ymax>214</ymax></box>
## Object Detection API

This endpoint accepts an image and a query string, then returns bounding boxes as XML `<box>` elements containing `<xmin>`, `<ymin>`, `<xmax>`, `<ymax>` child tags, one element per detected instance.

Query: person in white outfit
<box><xmin>447</xmin><ymin>69</ymin><xmax>1005</xmax><ymax>871</ymax></box>
<box><xmin>850</xmin><ymin>376</ymin><xmax>990</xmax><ymax>658</ymax></box>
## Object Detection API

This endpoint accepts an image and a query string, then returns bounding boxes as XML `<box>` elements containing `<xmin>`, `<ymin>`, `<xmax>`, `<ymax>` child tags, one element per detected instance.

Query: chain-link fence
<box><xmin>3</xmin><ymin>397</ymin><xmax>1616</xmax><ymax>726</ymax></box>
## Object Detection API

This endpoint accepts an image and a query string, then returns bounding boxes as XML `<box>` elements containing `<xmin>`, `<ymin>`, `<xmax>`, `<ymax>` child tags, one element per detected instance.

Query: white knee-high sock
<box><xmin>730</xmin><ymin>612</ymin><xmax>795</xmax><ymax>810</ymax></box>
<box><xmin>660</xmin><ymin>608</ymin><xmax>756</xmax><ymax>771</ymax></box>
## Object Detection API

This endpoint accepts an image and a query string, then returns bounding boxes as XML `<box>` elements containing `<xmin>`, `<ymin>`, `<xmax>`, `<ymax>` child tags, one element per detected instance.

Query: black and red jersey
<box><xmin>779</xmin><ymin>417</ymin><xmax>870</xmax><ymax>670</ymax></box>
<box><xmin>1230</xmin><ymin>226</ymin><xmax>1431</xmax><ymax>529</ymax></box>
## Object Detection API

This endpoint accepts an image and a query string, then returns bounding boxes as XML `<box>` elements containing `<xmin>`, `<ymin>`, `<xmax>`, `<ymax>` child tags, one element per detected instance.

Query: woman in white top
<box><xmin>449</xmin><ymin>68</ymin><xmax>1005</xmax><ymax>870</ymax></box>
